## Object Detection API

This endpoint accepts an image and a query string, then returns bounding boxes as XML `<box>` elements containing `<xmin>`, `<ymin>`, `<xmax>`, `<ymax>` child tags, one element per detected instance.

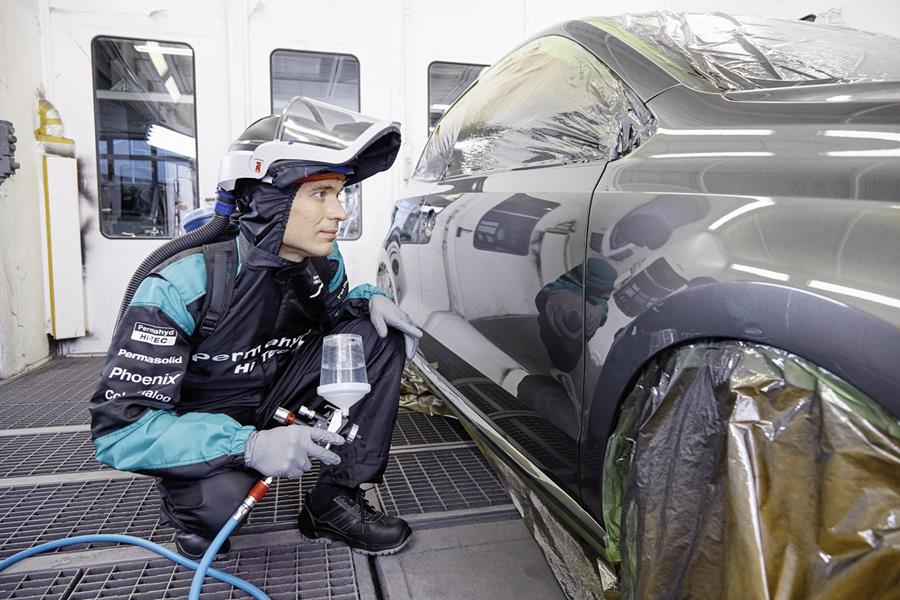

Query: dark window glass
<box><xmin>428</xmin><ymin>62</ymin><xmax>486</xmax><ymax>133</ymax></box>
<box><xmin>413</xmin><ymin>36</ymin><xmax>655</xmax><ymax>181</ymax></box>
<box><xmin>271</xmin><ymin>50</ymin><xmax>363</xmax><ymax>240</ymax></box>
<box><xmin>92</xmin><ymin>37</ymin><xmax>198</xmax><ymax>238</ymax></box>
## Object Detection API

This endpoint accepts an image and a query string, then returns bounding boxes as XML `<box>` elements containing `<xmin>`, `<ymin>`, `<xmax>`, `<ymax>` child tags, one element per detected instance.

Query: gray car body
<box><xmin>381</xmin><ymin>19</ymin><xmax>900</xmax><ymax>545</ymax></box>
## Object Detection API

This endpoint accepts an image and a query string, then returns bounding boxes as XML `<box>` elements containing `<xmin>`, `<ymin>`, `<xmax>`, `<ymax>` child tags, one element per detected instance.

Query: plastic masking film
<box><xmin>399</xmin><ymin>362</ymin><xmax>449</xmax><ymax>417</ymax></box>
<box><xmin>590</xmin><ymin>12</ymin><xmax>900</xmax><ymax>92</ymax></box>
<box><xmin>602</xmin><ymin>341</ymin><xmax>900</xmax><ymax>600</ymax></box>
<box><xmin>414</xmin><ymin>35</ymin><xmax>656</xmax><ymax>181</ymax></box>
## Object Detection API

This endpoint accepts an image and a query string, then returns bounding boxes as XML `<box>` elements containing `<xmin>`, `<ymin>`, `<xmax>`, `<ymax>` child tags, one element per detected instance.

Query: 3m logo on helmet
<box><xmin>255</xmin><ymin>160</ymin><xmax>263</xmax><ymax>173</ymax></box>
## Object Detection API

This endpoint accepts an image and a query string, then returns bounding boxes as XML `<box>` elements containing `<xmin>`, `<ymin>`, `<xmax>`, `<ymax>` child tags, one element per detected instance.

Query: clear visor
<box><xmin>275</xmin><ymin>97</ymin><xmax>380</xmax><ymax>150</ymax></box>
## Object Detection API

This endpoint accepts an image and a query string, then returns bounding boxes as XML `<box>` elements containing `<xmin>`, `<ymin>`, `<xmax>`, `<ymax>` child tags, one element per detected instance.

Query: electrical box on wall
<box><xmin>0</xmin><ymin>120</ymin><xmax>20</xmax><ymax>186</ymax></box>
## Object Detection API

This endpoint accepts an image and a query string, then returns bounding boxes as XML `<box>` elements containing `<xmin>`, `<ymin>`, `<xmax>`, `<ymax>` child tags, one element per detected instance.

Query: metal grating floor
<box><xmin>0</xmin><ymin>397</ymin><xmax>91</xmax><ymax>429</ymax></box>
<box><xmin>0</xmin><ymin>358</ymin><xmax>103</xmax><ymax>429</ymax></box>
<box><xmin>0</xmin><ymin>479</ymin><xmax>171</xmax><ymax>559</ymax></box>
<box><xmin>0</xmin><ymin>358</ymin><xmax>103</xmax><ymax>390</ymax></box>
<box><xmin>0</xmin><ymin>542</ymin><xmax>359</xmax><ymax>600</ymax></box>
<box><xmin>0</xmin><ymin>433</ymin><xmax>105</xmax><ymax>478</ymax></box>
<box><xmin>390</xmin><ymin>410</ymin><xmax>468</xmax><ymax>447</ymax></box>
<box><xmin>377</xmin><ymin>447</ymin><xmax>510</xmax><ymax>516</ymax></box>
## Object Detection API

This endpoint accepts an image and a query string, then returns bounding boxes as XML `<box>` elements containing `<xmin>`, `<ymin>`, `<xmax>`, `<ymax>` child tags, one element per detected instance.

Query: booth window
<box><xmin>271</xmin><ymin>50</ymin><xmax>362</xmax><ymax>240</ymax></box>
<box><xmin>92</xmin><ymin>37</ymin><xmax>198</xmax><ymax>239</ymax></box>
<box><xmin>428</xmin><ymin>61</ymin><xmax>486</xmax><ymax>133</ymax></box>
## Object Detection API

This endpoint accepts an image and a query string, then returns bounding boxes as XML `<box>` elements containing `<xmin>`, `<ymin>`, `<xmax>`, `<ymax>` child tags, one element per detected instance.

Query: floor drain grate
<box><xmin>0</xmin><ymin>396</ymin><xmax>92</xmax><ymax>429</ymax></box>
<box><xmin>390</xmin><ymin>411</ymin><xmax>469</xmax><ymax>447</ymax></box>
<box><xmin>0</xmin><ymin>542</ymin><xmax>360</xmax><ymax>600</ymax></box>
<box><xmin>0</xmin><ymin>479</ymin><xmax>172</xmax><ymax>560</ymax></box>
<box><xmin>0</xmin><ymin>358</ymin><xmax>102</xmax><ymax>429</ymax></box>
<box><xmin>377</xmin><ymin>447</ymin><xmax>510</xmax><ymax>516</ymax></box>
<box><xmin>0</xmin><ymin>433</ymin><xmax>105</xmax><ymax>478</ymax></box>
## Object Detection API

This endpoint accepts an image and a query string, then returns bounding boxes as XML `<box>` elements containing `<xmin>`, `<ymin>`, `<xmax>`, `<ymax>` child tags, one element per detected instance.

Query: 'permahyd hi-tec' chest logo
<box><xmin>131</xmin><ymin>322</ymin><xmax>176</xmax><ymax>346</ymax></box>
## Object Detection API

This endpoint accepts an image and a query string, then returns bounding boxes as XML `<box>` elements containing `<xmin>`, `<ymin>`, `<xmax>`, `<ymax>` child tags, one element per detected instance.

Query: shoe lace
<box><xmin>354</xmin><ymin>488</ymin><xmax>382</xmax><ymax>523</ymax></box>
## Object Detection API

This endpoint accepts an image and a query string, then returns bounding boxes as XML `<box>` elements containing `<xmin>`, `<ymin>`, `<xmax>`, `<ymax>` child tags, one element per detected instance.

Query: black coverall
<box><xmin>89</xmin><ymin>181</ymin><xmax>405</xmax><ymax>540</ymax></box>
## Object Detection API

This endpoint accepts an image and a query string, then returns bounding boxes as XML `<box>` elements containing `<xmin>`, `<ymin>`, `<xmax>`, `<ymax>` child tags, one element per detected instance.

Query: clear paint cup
<box><xmin>318</xmin><ymin>334</ymin><xmax>371</xmax><ymax>415</ymax></box>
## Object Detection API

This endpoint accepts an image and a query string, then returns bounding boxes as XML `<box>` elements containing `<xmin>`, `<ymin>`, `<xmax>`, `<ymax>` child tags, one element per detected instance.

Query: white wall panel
<box><xmin>38</xmin><ymin>155</ymin><xmax>86</xmax><ymax>339</ymax></box>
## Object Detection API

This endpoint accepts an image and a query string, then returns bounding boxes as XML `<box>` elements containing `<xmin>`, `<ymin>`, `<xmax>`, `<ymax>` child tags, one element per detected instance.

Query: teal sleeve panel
<box><xmin>159</xmin><ymin>254</ymin><xmax>207</xmax><ymax>305</ymax></box>
<box><xmin>129</xmin><ymin>254</ymin><xmax>207</xmax><ymax>336</ymax></box>
<box><xmin>541</xmin><ymin>280</ymin><xmax>580</xmax><ymax>295</ymax></box>
<box><xmin>94</xmin><ymin>408</ymin><xmax>255</xmax><ymax>472</ymax></box>
<box><xmin>327</xmin><ymin>242</ymin><xmax>346</xmax><ymax>293</ymax></box>
<box><xmin>347</xmin><ymin>284</ymin><xmax>390</xmax><ymax>302</ymax></box>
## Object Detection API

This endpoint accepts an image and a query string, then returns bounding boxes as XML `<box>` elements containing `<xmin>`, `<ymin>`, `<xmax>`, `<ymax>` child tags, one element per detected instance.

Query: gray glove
<box><xmin>244</xmin><ymin>425</ymin><xmax>344</xmax><ymax>478</ymax></box>
<box><xmin>369</xmin><ymin>295</ymin><xmax>423</xmax><ymax>359</ymax></box>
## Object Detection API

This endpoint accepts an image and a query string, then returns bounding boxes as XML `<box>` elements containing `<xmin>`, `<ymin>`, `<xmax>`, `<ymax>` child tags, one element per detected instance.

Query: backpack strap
<box><xmin>197</xmin><ymin>237</ymin><xmax>239</xmax><ymax>339</ymax></box>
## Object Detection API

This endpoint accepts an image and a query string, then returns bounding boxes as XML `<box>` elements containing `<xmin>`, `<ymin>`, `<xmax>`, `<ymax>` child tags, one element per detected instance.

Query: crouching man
<box><xmin>90</xmin><ymin>100</ymin><xmax>420</xmax><ymax>558</ymax></box>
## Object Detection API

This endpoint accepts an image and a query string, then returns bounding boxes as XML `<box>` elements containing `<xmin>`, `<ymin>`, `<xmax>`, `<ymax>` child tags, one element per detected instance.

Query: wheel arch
<box><xmin>584</xmin><ymin>280</ymin><xmax>900</xmax><ymax>471</ymax></box>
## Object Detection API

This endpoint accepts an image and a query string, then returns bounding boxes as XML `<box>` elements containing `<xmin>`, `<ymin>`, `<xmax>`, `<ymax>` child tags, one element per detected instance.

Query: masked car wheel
<box><xmin>602</xmin><ymin>340</ymin><xmax>900</xmax><ymax>600</ymax></box>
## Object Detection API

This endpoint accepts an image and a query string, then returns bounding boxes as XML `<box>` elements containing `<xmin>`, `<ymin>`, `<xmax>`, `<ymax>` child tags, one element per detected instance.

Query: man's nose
<box><xmin>328</xmin><ymin>196</ymin><xmax>348</xmax><ymax>222</ymax></box>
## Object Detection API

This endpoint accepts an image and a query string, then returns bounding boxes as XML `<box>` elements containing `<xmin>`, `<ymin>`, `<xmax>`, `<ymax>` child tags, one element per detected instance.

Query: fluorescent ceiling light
<box><xmin>430</xmin><ymin>103</ymin><xmax>451</xmax><ymax>111</ymax></box>
<box><xmin>282</xmin><ymin>119</ymin><xmax>346</xmax><ymax>145</ymax></box>
<box><xmin>648</xmin><ymin>152</ymin><xmax>774</xmax><ymax>159</ymax></box>
<box><xmin>164</xmin><ymin>76</ymin><xmax>182</xmax><ymax>103</ymax></box>
<box><xmin>823</xmin><ymin>130</ymin><xmax>900</xmax><ymax>143</ymax></box>
<box><xmin>708</xmin><ymin>197</ymin><xmax>774</xmax><ymax>231</ymax></box>
<box><xmin>808</xmin><ymin>280</ymin><xmax>900</xmax><ymax>309</ymax></box>
<box><xmin>147</xmin><ymin>124</ymin><xmax>195</xmax><ymax>158</ymax></box>
<box><xmin>825</xmin><ymin>149</ymin><xmax>900</xmax><ymax>157</ymax></box>
<box><xmin>134</xmin><ymin>43</ymin><xmax>192</xmax><ymax>56</ymax></box>
<box><xmin>657</xmin><ymin>128</ymin><xmax>774</xmax><ymax>136</ymax></box>
<box><xmin>730</xmin><ymin>263</ymin><xmax>789</xmax><ymax>282</ymax></box>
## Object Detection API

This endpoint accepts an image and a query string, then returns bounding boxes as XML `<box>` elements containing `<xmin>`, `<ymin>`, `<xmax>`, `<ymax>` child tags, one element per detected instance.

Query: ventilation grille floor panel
<box><xmin>377</xmin><ymin>447</ymin><xmax>509</xmax><ymax>516</ymax></box>
<box><xmin>0</xmin><ymin>433</ymin><xmax>105</xmax><ymax>478</ymax></box>
<box><xmin>390</xmin><ymin>411</ymin><xmax>468</xmax><ymax>447</ymax></box>
<box><xmin>0</xmin><ymin>543</ymin><xmax>359</xmax><ymax>600</ymax></box>
<box><xmin>0</xmin><ymin>358</ymin><xmax>102</xmax><ymax>429</ymax></box>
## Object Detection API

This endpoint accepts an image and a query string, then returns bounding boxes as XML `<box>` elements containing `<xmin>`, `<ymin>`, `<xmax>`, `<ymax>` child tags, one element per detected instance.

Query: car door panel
<box><xmin>416</xmin><ymin>164</ymin><xmax>602</xmax><ymax>499</ymax></box>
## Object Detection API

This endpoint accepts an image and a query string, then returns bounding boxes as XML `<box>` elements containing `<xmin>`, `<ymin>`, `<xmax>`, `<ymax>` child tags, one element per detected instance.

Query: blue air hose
<box><xmin>0</xmin><ymin>534</ymin><xmax>269</xmax><ymax>600</ymax></box>
<box><xmin>189</xmin><ymin>477</ymin><xmax>274</xmax><ymax>600</ymax></box>
<box><xmin>189</xmin><ymin>515</ymin><xmax>242</xmax><ymax>600</ymax></box>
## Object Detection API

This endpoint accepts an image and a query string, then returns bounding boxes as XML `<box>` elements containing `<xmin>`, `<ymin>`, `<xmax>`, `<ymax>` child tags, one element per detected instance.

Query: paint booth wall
<box><xmin>0</xmin><ymin>0</ymin><xmax>50</xmax><ymax>378</ymax></box>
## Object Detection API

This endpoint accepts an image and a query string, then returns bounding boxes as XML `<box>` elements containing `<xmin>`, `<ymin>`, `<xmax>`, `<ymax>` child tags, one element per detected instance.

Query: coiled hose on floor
<box><xmin>114</xmin><ymin>191</ymin><xmax>238</xmax><ymax>330</ymax></box>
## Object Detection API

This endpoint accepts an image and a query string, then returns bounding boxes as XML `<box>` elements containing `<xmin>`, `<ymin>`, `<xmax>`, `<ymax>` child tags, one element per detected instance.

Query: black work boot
<box><xmin>298</xmin><ymin>489</ymin><xmax>411</xmax><ymax>555</ymax></box>
<box><xmin>174</xmin><ymin>530</ymin><xmax>232</xmax><ymax>561</ymax></box>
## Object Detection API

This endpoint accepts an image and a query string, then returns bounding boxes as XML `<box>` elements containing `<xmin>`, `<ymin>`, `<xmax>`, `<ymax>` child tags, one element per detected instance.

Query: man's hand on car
<box><xmin>244</xmin><ymin>424</ymin><xmax>344</xmax><ymax>478</ymax></box>
<box><xmin>369</xmin><ymin>294</ymin><xmax>423</xmax><ymax>359</ymax></box>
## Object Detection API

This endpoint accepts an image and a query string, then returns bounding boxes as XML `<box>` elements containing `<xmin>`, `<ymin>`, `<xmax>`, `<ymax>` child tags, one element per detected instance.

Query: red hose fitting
<box><xmin>248</xmin><ymin>480</ymin><xmax>271</xmax><ymax>502</ymax></box>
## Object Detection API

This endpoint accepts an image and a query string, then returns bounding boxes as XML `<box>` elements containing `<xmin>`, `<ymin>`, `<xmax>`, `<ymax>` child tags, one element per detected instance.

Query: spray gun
<box><xmin>231</xmin><ymin>333</ymin><xmax>372</xmax><ymax>516</ymax></box>
<box><xmin>276</xmin><ymin>332</ymin><xmax>370</xmax><ymax>449</ymax></box>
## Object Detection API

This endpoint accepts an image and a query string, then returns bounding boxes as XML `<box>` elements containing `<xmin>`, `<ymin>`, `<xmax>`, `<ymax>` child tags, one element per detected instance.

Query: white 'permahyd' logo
<box><xmin>131</xmin><ymin>322</ymin><xmax>177</xmax><ymax>346</ymax></box>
